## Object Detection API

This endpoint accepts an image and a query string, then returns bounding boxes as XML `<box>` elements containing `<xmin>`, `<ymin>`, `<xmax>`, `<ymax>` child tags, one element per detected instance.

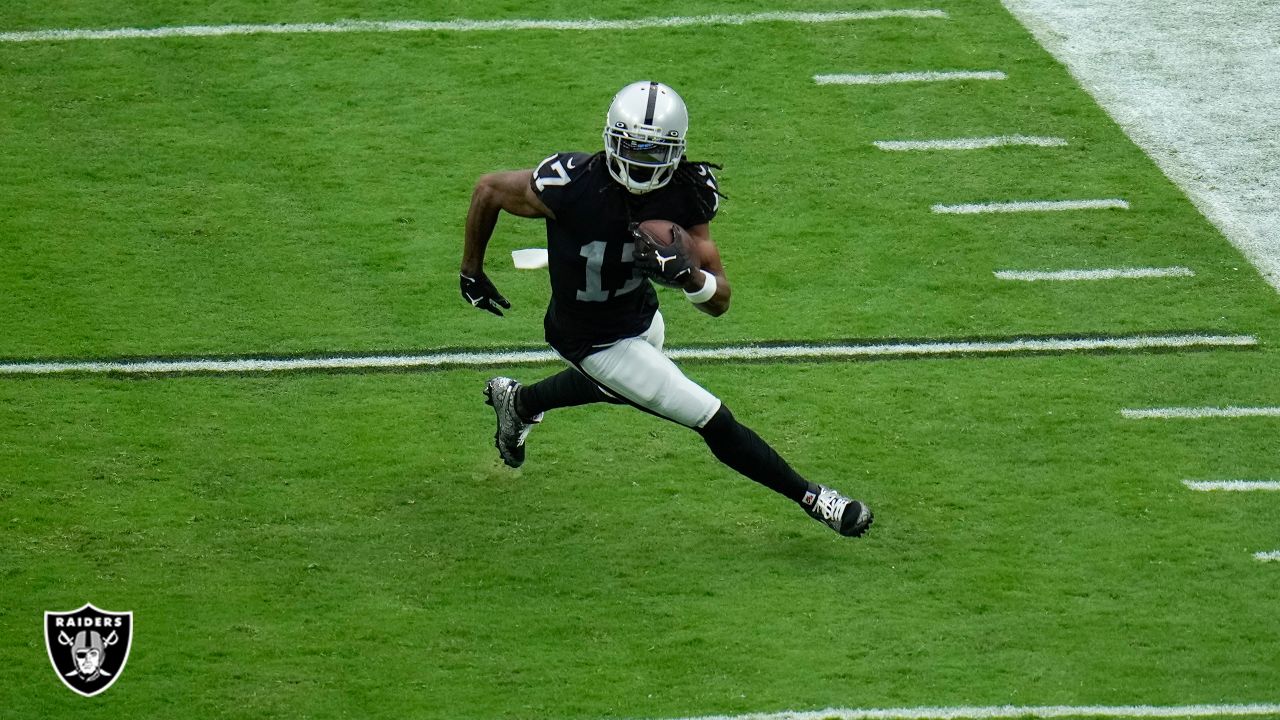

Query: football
<box><xmin>635</xmin><ymin>219</ymin><xmax>686</xmax><ymax>246</ymax></box>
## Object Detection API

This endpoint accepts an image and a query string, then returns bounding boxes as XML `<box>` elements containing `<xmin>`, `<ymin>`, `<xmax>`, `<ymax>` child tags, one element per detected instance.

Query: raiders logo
<box><xmin>44</xmin><ymin>603</ymin><xmax>133</xmax><ymax>697</ymax></box>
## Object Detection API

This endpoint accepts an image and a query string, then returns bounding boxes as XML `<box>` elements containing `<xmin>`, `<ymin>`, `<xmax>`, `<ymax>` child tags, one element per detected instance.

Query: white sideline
<box><xmin>994</xmin><ymin>267</ymin><xmax>1194</xmax><ymax>281</ymax></box>
<box><xmin>874</xmin><ymin>136</ymin><xmax>1067</xmax><ymax>151</ymax></box>
<box><xmin>0</xmin><ymin>334</ymin><xmax>1255</xmax><ymax>376</ymax></box>
<box><xmin>1183</xmin><ymin>480</ymin><xmax>1280</xmax><ymax>492</ymax></box>
<box><xmin>653</xmin><ymin>703</ymin><xmax>1280</xmax><ymax>720</ymax></box>
<box><xmin>1000</xmin><ymin>0</ymin><xmax>1280</xmax><ymax>295</ymax></box>
<box><xmin>815</xmin><ymin>71</ymin><xmax>1006</xmax><ymax>85</ymax></box>
<box><xmin>933</xmin><ymin>199</ymin><xmax>1129</xmax><ymax>214</ymax></box>
<box><xmin>1121</xmin><ymin>406</ymin><xmax>1280</xmax><ymax>420</ymax></box>
<box><xmin>1256</xmin><ymin>552</ymin><xmax>1280</xmax><ymax>562</ymax></box>
<box><xmin>0</xmin><ymin>10</ymin><xmax>947</xmax><ymax>43</ymax></box>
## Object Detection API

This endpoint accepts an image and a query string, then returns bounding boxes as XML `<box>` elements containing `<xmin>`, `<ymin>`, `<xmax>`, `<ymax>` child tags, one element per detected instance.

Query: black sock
<box><xmin>696</xmin><ymin>405</ymin><xmax>821</xmax><ymax>507</ymax></box>
<box><xmin>516</xmin><ymin>367</ymin><xmax>624</xmax><ymax>420</ymax></box>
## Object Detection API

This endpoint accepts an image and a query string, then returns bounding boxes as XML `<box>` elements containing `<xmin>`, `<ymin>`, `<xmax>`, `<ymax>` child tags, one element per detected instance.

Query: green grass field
<box><xmin>2</xmin><ymin>2</ymin><xmax>1278</xmax><ymax>718</ymax></box>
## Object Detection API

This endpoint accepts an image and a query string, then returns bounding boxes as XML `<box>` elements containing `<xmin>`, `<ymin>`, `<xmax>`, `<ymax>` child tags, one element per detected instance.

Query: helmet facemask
<box><xmin>603</xmin><ymin>81</ymin><xmax>689</xmax><ymax>194</ymax></box>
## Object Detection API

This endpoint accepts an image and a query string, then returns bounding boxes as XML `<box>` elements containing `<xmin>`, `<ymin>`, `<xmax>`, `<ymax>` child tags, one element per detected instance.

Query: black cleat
<box><xmin>805</xmin><ymin>486</ymin><xmax>873</xmax><ymax>537</ymax></box>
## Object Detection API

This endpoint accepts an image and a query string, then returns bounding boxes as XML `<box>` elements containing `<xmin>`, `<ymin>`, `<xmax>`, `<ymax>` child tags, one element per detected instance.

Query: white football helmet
<box><xmin>603</xmin><ymin>81</ymin><xmax>688</xmax><ymax>194</ymax></box>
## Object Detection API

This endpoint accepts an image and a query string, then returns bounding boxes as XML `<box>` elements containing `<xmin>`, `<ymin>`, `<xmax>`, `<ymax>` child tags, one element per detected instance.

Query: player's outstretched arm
<box><xmin>460</xmin><ymin>170</ymin><xmax>555</xmax><ymax>316</ymax></box>
<box><xmin>682</xmin><ymin>223</ymin><xmax>731</xmax><ymax>317</ymax></box>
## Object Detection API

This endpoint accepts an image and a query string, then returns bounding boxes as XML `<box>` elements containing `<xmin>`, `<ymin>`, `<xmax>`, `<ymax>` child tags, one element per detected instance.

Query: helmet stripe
<box><xmin>643</xmin><ymin>80</ymin><xmax>658</xmax><ymax>125</ymax></box>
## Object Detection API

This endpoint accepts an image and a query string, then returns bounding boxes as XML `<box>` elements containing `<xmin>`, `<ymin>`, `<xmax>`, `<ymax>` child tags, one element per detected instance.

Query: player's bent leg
<box><xmin>696</xmin><ymin>405</ymin><xmax>874</xmax><ymax>538</ymax></box>
<box><xmin>577</xmin><ymin>335</ymin><xmax>719</xmax><ymax>428</ymax></box>
<box><xmin>578</xmin><ymin>337</ymin><xmax>872</xmax><ymax>537</ymax></box>
<box><xmin>518</xmin><ymin>367</ymin><xmax>624</xmax><ymax>418</ymax></box>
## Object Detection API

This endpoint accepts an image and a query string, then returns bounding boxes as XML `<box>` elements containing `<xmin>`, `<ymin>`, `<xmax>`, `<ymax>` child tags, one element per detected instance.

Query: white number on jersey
<box><xmin>533</xmin><ymin>156</ymin><xmax>571</xmax><ymax>192</ymax></box>
<box><xmin>576</xmin><ymin>241</ymin><xmax>643</xmax><ymax>302</ymax></box>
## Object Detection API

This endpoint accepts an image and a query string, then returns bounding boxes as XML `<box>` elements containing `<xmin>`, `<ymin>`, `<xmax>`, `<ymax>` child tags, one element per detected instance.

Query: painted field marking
<box><xmin>933</xmin><ymin>199</ymin><xmax>1129</xmax><ymax>214</ymax></box>
<box><xmin>874</xmin><ymin>136</ymin><xmax>1068</xmax><ymax>151</ymax></box>
<box><xmin>1001</xmin><ymin>0</ymin><xmax>1280</xmax><ymax>295</ymax></box>
<box><xmin>994</xmin><ymin>267</ymin><xmax>1195</xmax><ymax>282</ymax></box>
<box><xmin>1184</xmin><ymin>480</ymin><xmax>1280</xmax><ymax>492</ymax></box>
<box><xmin>1121</xmin><ymin>406</ymin><xmax>1280</xmax><ymax>420</ymax></box>
<box><xmin>0</xmin><ymin>10</ymin><xmax>947</xmax><ymax>43</ymax></box>
<box><xmin>1256</xmin><ymin>551</ymin><xmax>1280</xmax><ymax>562</ymax></box>
<box><xmin>652</xmin><ymin>702</ymin><xmax>1280</xmax><ymax>720</ymax></box>
<box><xmin>0</xmin><ymin>333</ymin><xmax>1255</xmax><ymax>377</ymax></box>
<box><xmin>815</xmin><ymin>70</ymin><xmax>1006</xmax><ymax>85</ymax></box>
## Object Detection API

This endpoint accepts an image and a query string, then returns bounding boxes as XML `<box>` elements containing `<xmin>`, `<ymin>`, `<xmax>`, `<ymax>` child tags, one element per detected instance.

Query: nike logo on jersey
<box><xmin>696</xmin><ymin>164</ymin><xmax>718</xmax><ymax>191</ymax></box>
<box><xmin>566</xmin><ymin>157</ymin><xmax>578</xmax><ymax>170</ymax></box>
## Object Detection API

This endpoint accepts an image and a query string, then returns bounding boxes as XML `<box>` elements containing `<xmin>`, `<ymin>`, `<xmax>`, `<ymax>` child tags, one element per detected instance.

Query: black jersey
<box><xmin>530</xmin><ymin>151</ymin><xmax>720</xmax><ymax>362</ymax></box>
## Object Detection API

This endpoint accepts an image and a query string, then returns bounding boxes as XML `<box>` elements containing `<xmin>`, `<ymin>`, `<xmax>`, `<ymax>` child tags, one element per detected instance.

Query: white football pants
<box><xmin>574</xmin><ymin>311</ymin><xmax>722</xmax><ymax>429</ymax></box>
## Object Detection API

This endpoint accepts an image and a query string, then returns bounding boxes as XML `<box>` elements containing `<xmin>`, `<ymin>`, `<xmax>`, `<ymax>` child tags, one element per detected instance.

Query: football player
<box><xmin>459</xmin><ymin>81</ymin><xmax>872</xmax><ymax>537</ymax></box>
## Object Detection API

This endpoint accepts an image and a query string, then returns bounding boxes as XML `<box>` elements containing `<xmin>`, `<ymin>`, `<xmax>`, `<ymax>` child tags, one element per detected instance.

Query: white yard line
<box><xmin>1183</xmin><ymin>480</ymin><xmax>1280</xmax><ymax>492</ymax></box>
<box><xmin>933</xmin><ymin>199</ymin><xmax>1129</xmax><ymax>214</ymax></box>
<box><xmin>1255</xmin><ymin>551</ymin><xmax>1280</xmax><ymax>562</ymax></box>
<box><xmin>874</xmin><ymin>136</ymin><xmax>1067</xmax><ymax>151</ymax></box>
<box><xmin>815</xmin><ymin>71</ymin><xmax>1006</xmax><ymax>85</ymax></box>
<box><xmin>662</xmin><ymin>335</ymin><xmax>1253</xmax><ymax>362</ymax></box>
<box><xmin>0</xmin><ymin>334</ymin><xmax>1255</xmax><ymax>376</ymax></box>
<box><xmin>1000</xmin><ymin>0</ymin><xmax>1280</xmax><ymax>294</ymax></box>
<box><xmin>994</xmin><ymin>267</ymin><xmax>1194</xmax><ymax>281</ymax></box>
<box><xmin>1121</xmin><ymin>406</ymin><xmax>1280</xmax><ymax>420</ymax></box>
<box><xmin>650</xmin><ymin>703</ymin><xmax>1280</xmax><ymax>720</ymax></box>
<box><xmin>0</xmin><ymin>10</ymin><xmax>947</xmax><ymax>43</ymax></box>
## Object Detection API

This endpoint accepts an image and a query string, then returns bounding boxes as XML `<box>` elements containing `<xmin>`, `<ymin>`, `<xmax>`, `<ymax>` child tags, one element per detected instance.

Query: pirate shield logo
<box><xmin>44</xmin><ymin>603</ymin><xmax>133</xmax><ymax>697</ymax></box>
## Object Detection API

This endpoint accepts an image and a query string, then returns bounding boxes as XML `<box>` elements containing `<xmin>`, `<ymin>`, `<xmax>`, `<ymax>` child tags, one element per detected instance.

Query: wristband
<box><xmin>684</xmin><ymin>270</ymin><xmax>717</xmax><ymax>304</ymax></box>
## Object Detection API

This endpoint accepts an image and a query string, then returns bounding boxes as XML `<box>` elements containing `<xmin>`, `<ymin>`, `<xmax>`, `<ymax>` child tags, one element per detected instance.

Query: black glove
<box><xmin>460</xmin><ymin>271</ymin><xmax>511</xmax><ymax>316</ymax></box>
<box><xmin>631</xmin><ymin>222</ymin><xmax>695</xmax><ymax>288</ymax></box>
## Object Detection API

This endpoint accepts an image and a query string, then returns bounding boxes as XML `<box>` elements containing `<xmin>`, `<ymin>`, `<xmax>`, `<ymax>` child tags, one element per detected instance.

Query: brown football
<box><xmin>636</xmin><ymin>219</ymin><xmax>686</xmax><ymax>246</ymax></box>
